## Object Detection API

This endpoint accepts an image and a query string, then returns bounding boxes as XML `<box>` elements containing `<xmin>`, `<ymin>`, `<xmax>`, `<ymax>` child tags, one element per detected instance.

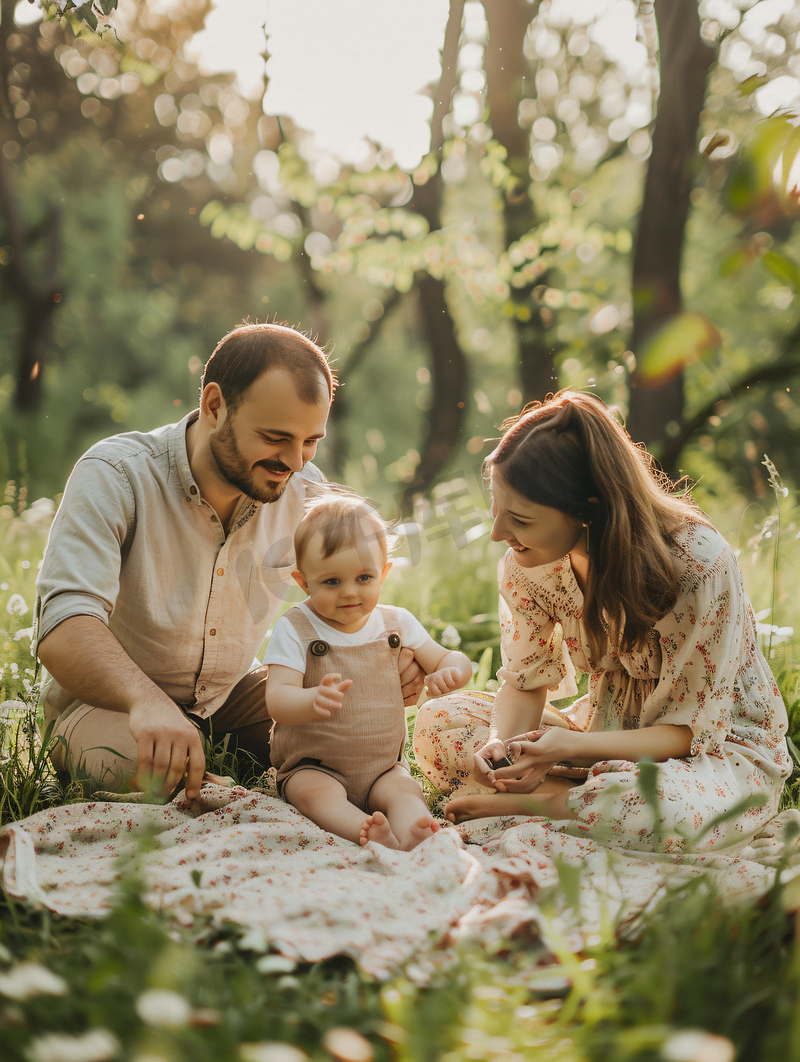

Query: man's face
<box><xmin>209</xmin><ymin>368</ymin><xmax>329</xmax><ymax>504</ymax></box>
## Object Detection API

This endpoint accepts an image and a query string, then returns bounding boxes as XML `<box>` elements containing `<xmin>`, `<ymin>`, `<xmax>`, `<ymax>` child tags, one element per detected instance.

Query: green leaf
<box><xmin>120</xmin><ymin>54</ymin><xmax>162</xmax><ymax>88</ymax></box>
<box><xmin>719</xmin><ymin>248</ymin><xmax>749</xmax><ymax>277</ymax></box>
<box><xmin>199</xmin><ymin>200</ymin><xmax>224</xmax><ymax>227</ymax></box>
<box><xmin>738</xmin><ymin>73</ymin><xmax>770</xmax><ymax>96</ymax></box>
<box><xmin>76</xmin><ymin>2</ymin><xmax>97</xmax><ymax>31</ymax></box>
<box><xmin>474</xmin><ymin>647</ymin><xmax>494</xmax><ymax>691</ymax></box>
<box><xmin>638</xmin><ymin>312</ymin><xmax>722</xmax><ymax>384</ymax></box>
<box><xmin>781</xmin><ymin>123</ymin><xmax>800</xmax><ymax>197</ymax></box>
<box><xmin>762</xmin><ymin>250</ymin><xmax>800</xmax><ymax>291</ymax></box>
<box><xmin>727</xmin><ymin>115</ymin><xmax>795</xmax><ymax>214</ymax></box>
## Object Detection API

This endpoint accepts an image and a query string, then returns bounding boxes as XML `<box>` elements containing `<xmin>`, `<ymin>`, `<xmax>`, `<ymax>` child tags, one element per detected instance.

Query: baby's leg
<box><xmin>283</xmin><ymin>769</ymin><xmax>400</xmax><ymax>848</ymax></box>
<box><xmin>369</xmin><ymin>765</ymin><xmax>440</xmax><ymax>851</ymax></box>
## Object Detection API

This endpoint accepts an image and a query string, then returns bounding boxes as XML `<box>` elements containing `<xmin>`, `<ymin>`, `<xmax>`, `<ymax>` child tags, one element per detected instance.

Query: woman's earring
<box><xmin>583</xmin><ymin>522</ymin><xmax>590</xmax><ymax>553</ymax></box>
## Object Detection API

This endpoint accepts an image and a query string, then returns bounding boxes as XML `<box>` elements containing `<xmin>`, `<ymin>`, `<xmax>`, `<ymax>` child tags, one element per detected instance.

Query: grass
<box><xmin>2</xmin><ymin>483</ymin><xmax>800</xmax><ymax>1061</ymax></box>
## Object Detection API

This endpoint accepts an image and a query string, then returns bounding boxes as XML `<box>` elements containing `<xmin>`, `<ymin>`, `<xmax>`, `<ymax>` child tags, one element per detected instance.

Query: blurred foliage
<box><xmin>3</xmin><ymin>1</ymin><xmax>800</xmax><ymax>503</ymax></box>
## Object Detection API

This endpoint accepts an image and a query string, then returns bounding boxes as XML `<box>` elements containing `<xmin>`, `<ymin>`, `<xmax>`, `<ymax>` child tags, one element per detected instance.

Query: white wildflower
<box><xmin>135</xmin><ymin>987</ymin><xmax>192</xmax><ymax>1028</ymax></box>
<box><xmin>239</xmin><ymin>1043</ymin><xmax>309</xmax><ymax>1062</ymax></box>
<box><xmin>26</xmin><ymin>1030</ymin><xmax>120</xmax><ymax>1062</ymax></box>
<box><xmin>661</xmin><ymin>1029</ymin><xmax>735</xmax><ymax>1062</ymax></box>
<box><xmin>322</xmin><ymin>1028</ymin><xmax>374</xmax><ymax>1062</ymax></box>
<box><xmin>255</xmin><ymin>954</ymin><xmax>297</xmax><ymax>974</ymax></box>
<box><xmin>21</xmin><ymin>498</ymin><xmax>55</xmax><ymax>528</ymax></box>
<box><xmin>0</xmin><ymin>700</ymin><xmax>28</xmax><ymax>721</ymax></box>
<box><xmin>238</xmin><ymin>926</ymin><xmax>269</xmax><ymax>953</ymax></box>
<box><xmin>6</xmin><ymin>594</ymin><xmax>28</xmax><ymax>617</ymax></box>
<box><xmin>0</xmin><ymin>961</ymin><xmax>68</xmax><ymax>1000</ymax></box>
<box><xmin>14</xmin><ymin>626</ymin><xmax>34</xmax><ymax>643</ymax></box>
<box><xmin>439</xmin><ymin>624</ymin><xmax>461</xmax><ymax>649</ymax></box>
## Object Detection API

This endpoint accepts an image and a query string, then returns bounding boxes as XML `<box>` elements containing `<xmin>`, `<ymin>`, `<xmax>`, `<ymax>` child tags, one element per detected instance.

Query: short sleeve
<box><xmin>643</xmin><ymin>547</ymin><xmax>747</xmax><ymax>755</ymax></box>
<box><xmin>397</xmin><ymin>609</ymin><xmax>429</xmax><ymax>652</ymax></box>
<box><xmin>262</xmin><ymin>615</ymin><xmax>306</xmax><ymax>672</ymax></box>
<box><xmin>35</xmin><ymin>457</ymin><xmax>134</xmax><ymax>652</ymax></box>
<box><xmin>496</xmin><ymin>554</ymin><xmax>576</xmax><ymax>695</ymax></box>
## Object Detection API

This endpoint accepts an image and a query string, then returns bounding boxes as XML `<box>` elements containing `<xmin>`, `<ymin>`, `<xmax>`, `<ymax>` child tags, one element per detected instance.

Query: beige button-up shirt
<box><xmin>35</xmin><ymin>411</ymin><xmax>321</xmax><ymax>717</ymax></box>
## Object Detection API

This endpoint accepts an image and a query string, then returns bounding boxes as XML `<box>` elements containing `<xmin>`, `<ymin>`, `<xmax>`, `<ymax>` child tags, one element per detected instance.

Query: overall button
<box><xmin>388</xmin><ymin>633</ymin><xmax>401</xmax><ymax>648</ymax></box>
<box><xmin>209</xmin><ymin>629</ymin><xmax>216</xmax><ymax>636</ymax></box>
<box><xmin>310</xmin><ymin>640</ymin><xmax>329</xmax><ymax>657</ymax></box>
<box><xmin>217</xmin><ymin>568</ymin><xmax>224</xmax><ymax>576</ymax></box>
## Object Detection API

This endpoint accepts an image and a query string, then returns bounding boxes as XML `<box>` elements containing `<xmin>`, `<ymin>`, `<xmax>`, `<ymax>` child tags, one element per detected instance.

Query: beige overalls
<box><xmin>270</xmin><ymin>605</ymin><xmax>409</xmax><ymax>810</ymax></box>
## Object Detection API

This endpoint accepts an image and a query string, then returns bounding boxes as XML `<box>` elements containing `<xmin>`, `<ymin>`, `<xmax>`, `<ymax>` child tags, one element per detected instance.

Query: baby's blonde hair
<box><xmin>294</xmin><ymin>490</ymin><xmax>389</xmax><ymax>571</ymax></box>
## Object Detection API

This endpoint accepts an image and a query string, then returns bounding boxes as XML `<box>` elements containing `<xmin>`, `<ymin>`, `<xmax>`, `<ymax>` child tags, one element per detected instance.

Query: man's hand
<box><xmin>398</xmin><ymin>648</ymin><xmax>425</xmax><ymax>706</ymax></box>
<box><xmin>128</xmin><ymin>700</ymin><xmax>206</xmax><ymax>801</ymax></box>
<box><xmin>312</xmin><ymin>673</ymin><xmax>353</xmax><ymax>719</ymax></box>
<box><xmin>38</xmin><ymin>616</ymin><xmax>209</xmax><ymax>800</ymax></box>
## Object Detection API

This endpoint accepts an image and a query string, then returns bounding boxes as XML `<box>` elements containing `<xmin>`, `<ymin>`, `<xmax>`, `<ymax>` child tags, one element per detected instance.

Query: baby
<box><xmin>264</xmin><ymin>492</ymin><xmax>472</xmax><ymax>850</ymax></box>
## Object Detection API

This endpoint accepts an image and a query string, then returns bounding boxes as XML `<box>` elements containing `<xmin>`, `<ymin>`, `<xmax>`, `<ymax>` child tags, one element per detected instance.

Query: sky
<box><xmin>189</xmin><ymin>0</ymin><xmax>450</xmax><ymax>168</ymax></box>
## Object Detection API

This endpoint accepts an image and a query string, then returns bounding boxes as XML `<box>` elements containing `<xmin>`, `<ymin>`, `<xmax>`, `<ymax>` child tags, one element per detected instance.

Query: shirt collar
<box><xmin>169</xmin><ymin>410</ymin><xmax>263</xmax><ymax>530</ymax></box>
<box><xmin>171</xmin><ymin>410</ymin><xmax>204</xmax><ymax>506</ymax></box>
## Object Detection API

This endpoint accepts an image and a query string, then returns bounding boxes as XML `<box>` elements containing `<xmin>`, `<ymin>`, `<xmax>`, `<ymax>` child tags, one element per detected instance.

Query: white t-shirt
<box><xmin>263</xmin><ymin>602</ymin><xmax>430</xmax><ymax>674</ymax></box>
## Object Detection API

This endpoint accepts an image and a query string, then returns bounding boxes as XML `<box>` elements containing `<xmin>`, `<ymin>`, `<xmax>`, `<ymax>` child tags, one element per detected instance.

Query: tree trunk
<box><xmin>627</xmin><ymin>0</ymin><xmax>715</xmax><ymax>454</ymax></box>
<box><xmin>483</xmin><ymin>0</ymin><xmax>558</xmax><ymax>403</ymax></box>
<box><xmin>0</xmin><ymin>2</ymin><xmax>63</xmax><ymax>413</ymax></box>
<box><xmin>0</xmin><ymin>159</ymin><xmax>62</xmax><ymax>413</ymax></box>
<box><xmin>399</xmin><ymin>0</ymin><xmax>468</xmax><ymax>510</ymax></box>
<box><xmin>400</xmin><ymin>275</ymin><xmax>469</xmax><ymax>507</ymax></box>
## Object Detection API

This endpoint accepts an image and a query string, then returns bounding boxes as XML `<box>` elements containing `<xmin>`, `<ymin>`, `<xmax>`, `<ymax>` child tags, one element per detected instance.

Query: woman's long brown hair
<box><xmin>488</xmin><ymin>390</ymin><xmax>703</xmax><ymax>662</ymax></box>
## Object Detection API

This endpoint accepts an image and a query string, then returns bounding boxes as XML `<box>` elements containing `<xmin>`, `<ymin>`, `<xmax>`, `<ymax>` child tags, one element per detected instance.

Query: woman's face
<box><xmin>490</xmin><ymin>469</ymin><xmax>585</xmax><ymax>569</ymax></box>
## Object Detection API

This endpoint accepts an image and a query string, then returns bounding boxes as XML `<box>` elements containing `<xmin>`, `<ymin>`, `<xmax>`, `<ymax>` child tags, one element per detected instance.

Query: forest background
<box><xmin>3</xmin><ymin>0</ymin><xmax>800</xmax><ymax>524</ymax></box>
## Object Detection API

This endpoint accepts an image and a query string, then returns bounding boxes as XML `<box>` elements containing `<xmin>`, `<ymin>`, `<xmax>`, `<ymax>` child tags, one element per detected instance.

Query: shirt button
<box><xmin>217</xmin><ymin>568</ymin><xmax>224</xmax><ymax>576</ymax></box>
<box><xmin>209</xmin><ymin>629</ymin><xmax>216</xmax><ymax>636</ymax></box>
<box><xmin>200</xmin><ymin>685</ymin><xmax>206</xmax><ymax>691</ymax></box>
<box><xmin>211</xmin><ymin>515</ymin><xmax>217</xmax><ymax>523</ymax></box>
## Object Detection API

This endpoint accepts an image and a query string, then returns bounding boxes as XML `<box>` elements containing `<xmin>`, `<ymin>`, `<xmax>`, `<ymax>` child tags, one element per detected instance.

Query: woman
<box><xmin>413</xmin><ymin>391</ymin><xmax>791</xmax><ymax>853</ymax></box>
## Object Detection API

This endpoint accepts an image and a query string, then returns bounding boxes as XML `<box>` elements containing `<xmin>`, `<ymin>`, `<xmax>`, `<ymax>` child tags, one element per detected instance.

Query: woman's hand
<box><xmin>472</xmin><ymin>737</ymin><xmax>515</xmax><ymax>787</ymax></box>
<box><xmin>488</xmin><ymin>727</ymin><xmax>574</xmax><ymax>794</ymax></box>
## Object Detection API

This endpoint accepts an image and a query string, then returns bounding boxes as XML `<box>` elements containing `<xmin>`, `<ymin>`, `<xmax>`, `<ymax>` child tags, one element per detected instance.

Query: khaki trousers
<box><xmin>42</xmin><ymin>666</ymin><xmax>271</xmax><ymax>794</ymax></box>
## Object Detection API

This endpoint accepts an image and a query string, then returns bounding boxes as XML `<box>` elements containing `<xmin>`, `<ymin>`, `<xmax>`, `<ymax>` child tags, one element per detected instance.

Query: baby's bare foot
<box><xmin>401</xmin><ymin>814</ymin><xmax>440</xmax><ymax>851</ymax></box>
<box><xmin>359</xmin><ymin>810</ymin><xmax>401</xmax><ymax>849</ymax></box>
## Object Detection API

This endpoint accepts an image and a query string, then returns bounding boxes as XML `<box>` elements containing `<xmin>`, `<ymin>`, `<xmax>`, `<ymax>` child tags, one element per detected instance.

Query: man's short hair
<box><xmin>201</xmin><ymin>322</ymin><xmax>336</xmax><ymax>411</ymax></box>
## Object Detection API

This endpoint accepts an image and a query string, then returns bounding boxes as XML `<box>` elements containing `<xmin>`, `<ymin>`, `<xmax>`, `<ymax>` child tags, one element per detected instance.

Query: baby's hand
<box><xmin>424</xmin><ymin>667</ymin><xmax>466</xmax><ymax>698</ymax></box>
<box><xmin>313</xmin><ymin>673</ymin><xmax>353</xmax><ymax>718</ymax></box>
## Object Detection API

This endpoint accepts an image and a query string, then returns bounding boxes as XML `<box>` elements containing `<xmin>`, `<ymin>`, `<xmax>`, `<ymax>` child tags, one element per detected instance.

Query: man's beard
<box><xmin>209</xmin><ymin>418</ymin><xmax>292</xmax><ymax>504</ymax></box>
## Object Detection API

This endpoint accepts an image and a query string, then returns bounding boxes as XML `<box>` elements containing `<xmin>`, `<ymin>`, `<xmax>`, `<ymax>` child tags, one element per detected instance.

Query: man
<box><xmin>36</xmin><ymin>322</ymin><xmax>421</xmax><ymax>801</ymax></box>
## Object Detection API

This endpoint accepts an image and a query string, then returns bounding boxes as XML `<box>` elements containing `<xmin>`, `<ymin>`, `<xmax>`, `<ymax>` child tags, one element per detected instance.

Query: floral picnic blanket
<box><xmin>3</xmin><ymin>785</ymin><xmax>800</xmax><ymax>979</ymax></box>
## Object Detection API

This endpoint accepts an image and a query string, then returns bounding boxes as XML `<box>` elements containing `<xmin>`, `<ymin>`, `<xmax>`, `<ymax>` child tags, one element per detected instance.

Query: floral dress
<box><xmin>413</xmin><ymin>521</ymin><xmax>792</xmax><ymax>854</ymax></box>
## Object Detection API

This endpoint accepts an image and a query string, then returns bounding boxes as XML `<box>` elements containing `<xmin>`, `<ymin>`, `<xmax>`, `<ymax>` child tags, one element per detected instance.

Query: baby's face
<box><xmin>295</xmin><ymin>530</ymin><xmax>390</xmax><ymax>633</ymax></box>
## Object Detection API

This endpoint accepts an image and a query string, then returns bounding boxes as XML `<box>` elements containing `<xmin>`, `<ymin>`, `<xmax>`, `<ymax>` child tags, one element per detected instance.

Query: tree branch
<box><xmin>660</xmin><ymin>344</ymin><xmax>800</xmax><ymax>473</ymax></box>
<box><xmin>430</xmin><ymin>0</ymin><xmax>466</xmax><ymax>161</ymax></box>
